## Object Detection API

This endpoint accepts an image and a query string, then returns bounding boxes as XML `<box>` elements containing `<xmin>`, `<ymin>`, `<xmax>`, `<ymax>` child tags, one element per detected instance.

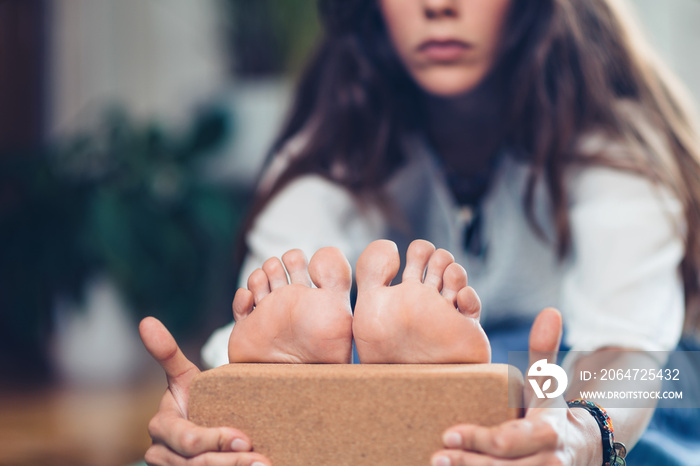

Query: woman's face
<box><xmin>379</xmin><ymin>0</ymin><xmax>511</xmax><ymax>97</ymax></box>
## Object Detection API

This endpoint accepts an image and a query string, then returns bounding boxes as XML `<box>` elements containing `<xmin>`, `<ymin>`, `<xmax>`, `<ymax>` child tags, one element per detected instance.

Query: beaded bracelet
<box><xmin>567</xmin><ymin>399</ymin><xmax>627</xmax><ymax>466</ymax></box>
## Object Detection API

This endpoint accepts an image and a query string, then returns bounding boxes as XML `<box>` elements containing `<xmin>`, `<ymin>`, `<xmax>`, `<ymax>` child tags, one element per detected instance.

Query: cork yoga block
<box><xmin>189</xmin><ymin>364</ymin><xmax>523</xmax><ymax>465</ymax></box>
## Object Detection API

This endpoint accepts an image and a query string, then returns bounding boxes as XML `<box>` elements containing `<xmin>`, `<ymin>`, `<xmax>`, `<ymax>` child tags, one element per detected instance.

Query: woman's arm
<box><xmin>566</xmin><ymin>348</ymin><xmax>661</xmax><ymax>453</ymax></box>
<box><xmin>432</xmin><ymin>165</ymin><xmax>685</xmax><ymax>465</ymax></box>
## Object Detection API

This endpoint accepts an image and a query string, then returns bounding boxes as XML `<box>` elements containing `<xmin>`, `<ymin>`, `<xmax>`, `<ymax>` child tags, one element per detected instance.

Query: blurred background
<box><xmin>0</xmin><ymin>0</ymin><xmax>698</xmax><ymax>465</ymax></box>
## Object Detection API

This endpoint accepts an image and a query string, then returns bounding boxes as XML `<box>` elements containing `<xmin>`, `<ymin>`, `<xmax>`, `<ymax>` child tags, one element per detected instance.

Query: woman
<box><xmin>140</xmin><ymin>0</ymin><xmax>700</xmax><ymax>464</ymax></box>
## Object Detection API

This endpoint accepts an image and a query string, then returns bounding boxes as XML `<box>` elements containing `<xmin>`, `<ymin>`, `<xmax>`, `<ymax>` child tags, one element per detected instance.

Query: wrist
<box><xmin>568</xmin><ymin>399</ymin><xmax>627</xmax><ymax>466</ymax></box>
<box><xmin>569</xmin><ymin>406</ymin><xmax>604</xmax><ymax>466</ymax></box>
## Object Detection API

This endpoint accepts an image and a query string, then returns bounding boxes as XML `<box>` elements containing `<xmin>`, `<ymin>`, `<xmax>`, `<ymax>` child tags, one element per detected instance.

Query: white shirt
<box><xmin>202</xmin><ymin>134</ymin><xmax>685</xmax><ymax>368</ymax></box>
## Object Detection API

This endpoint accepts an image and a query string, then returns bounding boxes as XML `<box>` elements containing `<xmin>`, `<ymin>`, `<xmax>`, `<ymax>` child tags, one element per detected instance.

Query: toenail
<box><xmin>443</xmin><ymin>431</ymin><xmax>462</xmax><ymax>448</ymax></box>
<box><xmin>231</xmin><ymin>438</ymin><xmax>250</xmax><ymax>451</ymax></box>
<box><xmin>432</xmin><ymin>455</ymin><xmax>451</xmax><ymax>466</ymax></box>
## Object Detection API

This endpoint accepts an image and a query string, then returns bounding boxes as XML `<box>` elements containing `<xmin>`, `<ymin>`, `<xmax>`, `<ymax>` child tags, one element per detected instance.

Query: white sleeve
<box><xmin>201</xmin><ymin>174</ymin><xmax>384</xmax><ymax>368</ymax></box>
<box><xmin>238</xmin><ymin>175</ymin><xmax>385</xmax><ymax>286</ymax></box>
<box><xmin>561</xmin><ymin>167</ymin><xmax>685</xmax><ymax>353</ymax></box>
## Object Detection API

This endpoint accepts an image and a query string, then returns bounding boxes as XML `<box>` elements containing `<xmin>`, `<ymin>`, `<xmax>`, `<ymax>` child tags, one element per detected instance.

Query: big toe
<box><xmin>355</xmin><ymin>239</ymin><xmax>400</xmax><ymax>292</ymax></box>
<box><xmin>308</xmin><ymin>247</ymin><xmax>352</xmax><ymax>294</ymax></box>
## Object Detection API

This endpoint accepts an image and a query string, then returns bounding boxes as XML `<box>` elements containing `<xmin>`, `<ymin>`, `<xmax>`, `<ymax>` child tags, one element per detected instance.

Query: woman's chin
<box><xmin>413</xmin><ymin>69</ymin><xmax>487</xmax><ymax>98</ymax></box>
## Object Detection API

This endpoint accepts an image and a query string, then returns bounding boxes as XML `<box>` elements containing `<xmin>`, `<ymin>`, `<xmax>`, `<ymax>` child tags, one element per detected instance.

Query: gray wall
<box><xmin>632</xmin><ymin>0</ymin><xmax>700</xmax><ymax>110</ymax></box>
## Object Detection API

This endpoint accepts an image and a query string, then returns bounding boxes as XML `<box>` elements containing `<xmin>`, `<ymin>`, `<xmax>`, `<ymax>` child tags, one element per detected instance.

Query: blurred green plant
<box><xmin>0</xmin><ymin>107</ymin><xmax>247</xmax><ymax>377</ymax></box>
<box><xmin>225</xmin><ymin>0</ymin><xmax>321</xmax><ymax>77</ymax></box>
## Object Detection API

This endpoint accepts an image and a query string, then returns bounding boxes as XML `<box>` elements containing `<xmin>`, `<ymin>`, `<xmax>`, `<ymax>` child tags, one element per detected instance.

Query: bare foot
<box><xmin>228</xmin><ymin>248</ymin><xmax>353</xmax><ymax>363</ymax></box>
<box><xmin>353</xmin><ymin>239</ymin><xmax>490</xmax><ymax>364</ymax></box>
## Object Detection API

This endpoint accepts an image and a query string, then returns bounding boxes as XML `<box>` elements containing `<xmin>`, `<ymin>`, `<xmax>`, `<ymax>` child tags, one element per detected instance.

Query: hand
<box><xmin>139</xmin><ymin>317</ymin><xmax>272</xmax><ymax>466</ymax></box>
<box><xmin>431</xmin><ymin>308</ymin><xmax>603</xmax><ymax>466</ymax></box>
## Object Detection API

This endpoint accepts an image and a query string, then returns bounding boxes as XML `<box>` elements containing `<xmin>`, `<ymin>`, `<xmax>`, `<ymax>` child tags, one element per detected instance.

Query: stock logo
<box><xmin>528</xmin><ymin>359</ymin><xmax>568</xmax><ymax>399</ymax></box>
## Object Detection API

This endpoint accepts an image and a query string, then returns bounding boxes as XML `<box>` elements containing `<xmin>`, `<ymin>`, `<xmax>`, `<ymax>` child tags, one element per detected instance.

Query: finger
<box><xmin>456</xmin><ymin>286</ymin><xmax>481</xmax><ymax>318</ymax></box>
<box><xmin>402</xmin><ymin>239</ymin><xmax>435</xmax><ymax>282</ymax></box>
<box><xmin>232</xmin><ymin>288</ymin><xmax>255</xmax><ymax>322</ymax></box>
<box><xmin>145</xmin><ymin>443</ymin><xmax>184</xmax><ymax>466</ymax></box>
<box><xmin>247</xmin><ymin>268</ymin><xmax>271</xmax><ymax>304</ymax></box>
<box><xmin>139</xmin><ymin>317</ymin><xmax>200</xmax><ymax>411</ymax></box>
<box><xmin>262</xmin><ymin>256</ymin><xmax>289</xmax><ymax>290</ymax></box>
<box><xmin>442</xmin><ymin>418</ymin><xmax>558</xmax><ymax>458</ymax></box>
<box><xmin>146</xmin><ymin>443</ymin><xmax>270</xmax><ymax>466</ymax></box>
<box><xmin>424</xmin><ymin>248</ymin><xmax>454</xmax><ymax>290</ymax></box>
<box><xmin>149</xmin><ymin>408</ymin><xmax>253</xmax><ymax>457</ymax></box>
<box><xmin>529</xmin><ymin>307</ymin><xmax>563</xmax><ymax>359</ymax></box>
<box><xmin>431</xmin><ymin>449</ymin><xmax>552</xmax><ymax>466</ymax></box>
<box><xmin>441</xmin><ymin>262</ymin><xmax>467</xmax><ymax>305</ymax></box>
<box><xmin>527</xmin><ymin>308</ymin><xmax>566</xmax><ymax>408</ymax></box>
<box><xmin>282</xmin><ymin>249</ymin><xmax>312</xmax><ymax>286</ymax></box>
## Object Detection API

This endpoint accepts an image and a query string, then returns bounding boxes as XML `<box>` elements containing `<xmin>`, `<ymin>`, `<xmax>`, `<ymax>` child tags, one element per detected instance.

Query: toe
<box><xmin>281</xmin><ymin>249</ymin><xmax>312</xmax><ymax>287</ymax></box>
<box><xmin>232</xmin><ymin>288</ymin><xmax>255</xmax><ymax>321</ymax></box>
<box><xmin>402</xmin><ymin>239</ymin><xmax>435</xmax><ymax>282</ymax></box>
<box><xmin>247</xmin><ymin>268</ymin><xmax>271</xmax><ymax>304</ymax></box>
<box><xmin>457</xmin><ymin>286</ymin><xmax>482</xmax><ymax>318</ymax></box>
<box><xmin>308</xmin><ymin>247</ymin><xmax>352</xmax><ymax>294</ymax></box>
<box><xmin>262</xmin><ymin>257</ymin><xmax>289</xmax><ymax>290</ymax></box>
<box><xmin>442</xmin><ymin>262</ymin><xmax>468</xmax><ymax>305</ymax></box>
<box><xmin>424</xmin><ymin>249</ymin><xmax>454</xmax><ymax>291</ymax></box>
<box><xmin>355</xmin><ymin>239</ymin><xmax>400</xmax><ymax>292</ymax></box>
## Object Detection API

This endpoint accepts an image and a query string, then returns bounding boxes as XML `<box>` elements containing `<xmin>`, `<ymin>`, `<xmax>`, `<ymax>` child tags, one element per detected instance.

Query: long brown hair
<box><xmin>238</xmin><ymin>0</ymin><xmax>700</xmax><ymax>332</ymax></box>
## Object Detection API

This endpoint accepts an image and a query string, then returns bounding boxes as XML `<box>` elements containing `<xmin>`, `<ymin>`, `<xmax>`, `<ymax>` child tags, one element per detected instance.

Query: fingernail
<box><xmin>231</xmin><ymin>438</ymin><xmax>251</xmax><ymax>451</ymax></box>
<box><xmin>251</xmin><ymin>462</ymin><xmax>266</xmax><ymax>466</ymax></box>
<box><xmin>432</xmin><ymin>456</ymin><xmax>451</xmax><ymax>466</ymax></box>
<box><xmin>443</xmin><ymin>431</ymin><xmax>462</xmax><ymax>448</ymax></box>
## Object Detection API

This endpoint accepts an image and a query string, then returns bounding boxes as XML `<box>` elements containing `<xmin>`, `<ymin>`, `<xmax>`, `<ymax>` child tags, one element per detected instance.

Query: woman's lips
<box><xmin>418</xmin><ymin>39</ymin><xmax>471</xmax><ymax>62</ymax></box>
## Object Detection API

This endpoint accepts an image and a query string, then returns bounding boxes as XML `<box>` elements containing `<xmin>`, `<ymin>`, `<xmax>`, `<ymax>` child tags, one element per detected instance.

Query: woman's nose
<box><xmin>422</xmin><ymin>0</ymin><xmax>459</xmax><ymax>19</ymax></box>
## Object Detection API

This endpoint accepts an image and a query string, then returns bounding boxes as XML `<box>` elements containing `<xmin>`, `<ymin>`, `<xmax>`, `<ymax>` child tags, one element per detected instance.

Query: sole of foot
<box><xmin>229</xmin><ymin>247</ymin><xmax>353</xmax><ymax>364</ymax></box>
<box><xmin>353</xmin><ymin>239</ymin><xmax>491</xmax><ymax>364</ymax></box>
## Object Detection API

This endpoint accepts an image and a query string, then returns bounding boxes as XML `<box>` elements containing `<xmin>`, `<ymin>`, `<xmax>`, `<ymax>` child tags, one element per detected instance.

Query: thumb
<box><xmin>526</xmin><ymin>308</ymin><xmax>566</xmax><ymax>409</ymax></box>
<box><xmin>139</xmin><ymin>316</ymin><xmax>200</xmax><ymax>416</ymax></box>
<box><xmin>529</xmin><ymin>307</ymin><xmax>563</xmax><ymax>362</ymax></box>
